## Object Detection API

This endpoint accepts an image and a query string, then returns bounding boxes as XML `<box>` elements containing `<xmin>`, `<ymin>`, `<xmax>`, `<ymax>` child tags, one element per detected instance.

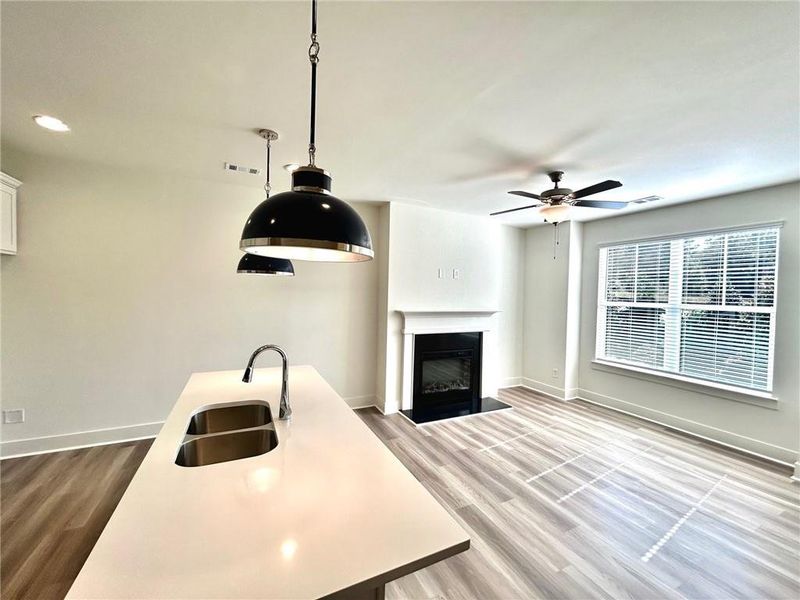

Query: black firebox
<box><xmin>402</xmin><ymin>331</ymin><xmax>510</xmax><ymax>425</ymax></box>
<box><xmin>413</xmin><ymin>332</ymin><xmax>482</xmax><ymax>409</ymax></box>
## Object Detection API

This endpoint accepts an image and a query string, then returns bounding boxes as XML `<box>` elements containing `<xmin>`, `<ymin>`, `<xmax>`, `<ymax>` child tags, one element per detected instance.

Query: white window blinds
<box><xmin>596</xmin><ymin>225</ymin><xmax>780</xmax><ymax>392</ymax></box>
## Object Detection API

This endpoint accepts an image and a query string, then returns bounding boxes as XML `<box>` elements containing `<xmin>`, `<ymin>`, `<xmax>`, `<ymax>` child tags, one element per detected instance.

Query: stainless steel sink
<box><xmin>176</xmin><ymin>401</ymin><xmax>278</xmax><ymax>467</ymax></box>
<box><xmin>176</xmin><ymin>427</ymin><xmax>278</xmax><ymax>467</ymax></box>
<box><xmin>187</xmin><ymin>403</ymin><xmax>272</xmax><ymax>435</ymax></box>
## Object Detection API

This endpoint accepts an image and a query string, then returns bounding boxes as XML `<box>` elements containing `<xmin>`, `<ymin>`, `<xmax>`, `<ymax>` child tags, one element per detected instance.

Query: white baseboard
<box><xmin>9</xmin><ymin>391</ymin><xmax>793</xmax><ymax>474</ymax></box>
<box><xmin>518</xmin><ymin>377</ymin><xmax>567</xmax><ymax>401</ymax></box>
<box><xmin>2</xmin><ymin>394</ymin><xmax>380</xmax><ymax>460</ymax></box>
<box><xmin>1</xmin><ymin>421</ymin><xmax>163</xmax><ymax>460</ymax></box>
<box><xmin>499</xmin><ymin>376</ymin><xmax>522</xmax><ymax>388</ymax></box>
<box><xmin>344</xmin><ymin>395</ymin><xmax>379</xmax><ymax>409</ymax></box>
<box><xmin>577</xmin><ymin>388</ymin><xmax>798</xmax><ymax>467</ymax></box>
<box><xmin>382</xmin><ymin>399</ymin><xmax>399</xmax><ymax>415</ymax></box>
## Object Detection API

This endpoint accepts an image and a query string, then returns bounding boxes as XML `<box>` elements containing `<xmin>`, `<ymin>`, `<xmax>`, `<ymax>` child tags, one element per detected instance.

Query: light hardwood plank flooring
<box><xmin>356</xmin><ymin>387</ymin><xmax>800</xmax><ymax>600</ymax></box>
<box><xmin>1</xmin><ymin>388</ymin><xmax>797</xmax><ymax>600</ymax></box>
<box><xmin>1</xmin><ymin>439</ymin><xmax>152</xmax><ymax>600</ymax></box>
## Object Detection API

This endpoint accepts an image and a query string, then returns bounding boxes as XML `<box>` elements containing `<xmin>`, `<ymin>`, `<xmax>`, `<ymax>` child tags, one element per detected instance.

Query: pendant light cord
<box><xmin>308</xmin><ymin>0</ymin><xmax>320</xmax><ymax>166</ymax></box>
<box><xmin>264</xmin><ymin>136</ymin><xmax>272</xmax><ymax>199</ymax></box>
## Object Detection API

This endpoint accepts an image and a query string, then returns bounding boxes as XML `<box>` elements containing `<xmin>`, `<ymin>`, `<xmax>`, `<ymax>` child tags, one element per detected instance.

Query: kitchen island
<box><xmin>66</xmin><ymin>366</ymin><xmax>469</xmax><ymax>599</ymax></box>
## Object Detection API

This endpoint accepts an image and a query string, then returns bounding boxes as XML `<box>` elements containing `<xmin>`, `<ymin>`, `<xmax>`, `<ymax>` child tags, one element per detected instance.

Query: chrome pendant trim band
<box><xmin>236</xmin><ymin>269</ymin><xmax>294</xmax><ymax>276</ymax></box>
<box><xmin>291</xmin><ymin>185</ymin><xmax>332</xmax><ymax>195</ymax></box>
<box><xmin>240</xmin><ymin>236</ymin><xmax>375</xmax><ymax>260</ymax></box>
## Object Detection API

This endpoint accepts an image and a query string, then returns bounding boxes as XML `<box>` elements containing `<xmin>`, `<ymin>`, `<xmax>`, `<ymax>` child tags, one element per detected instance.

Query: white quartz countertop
<box><xmin>66</xmin><ymin>366</ymin><xmax>469</xmax><ymax>599</ymax></box>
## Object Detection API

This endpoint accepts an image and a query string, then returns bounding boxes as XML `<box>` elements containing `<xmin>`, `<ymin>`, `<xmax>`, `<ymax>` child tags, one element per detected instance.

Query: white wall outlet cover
<box><xmin>437</xmin><ymin>268</ymin><xmax>444</xmax><ymax>279</ymax></box>
<box><xmin>551</xmin><ymin>368</ymin><xmax>559</xmax><ymax>378</ymax></box>
<box><xmin>3</xmin><ymin>408</ymin><xmax>25</xmax><ymax>424</ymax></box>
<box><xmin>453</xmin><ymin>268</ymin><xmax>460</xmax><ymax>279</ymax></box>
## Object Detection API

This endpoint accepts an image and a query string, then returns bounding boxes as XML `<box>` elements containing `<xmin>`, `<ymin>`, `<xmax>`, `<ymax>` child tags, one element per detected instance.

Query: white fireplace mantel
<box><xmin>398</xmin><ymin>310</ymin><xmax>500</xmax><ymax>335</ymax></box>
<box><xmin>396</xmin><ymin>310</ymin><xmax>500</xmax><ymax>411</ymax></box>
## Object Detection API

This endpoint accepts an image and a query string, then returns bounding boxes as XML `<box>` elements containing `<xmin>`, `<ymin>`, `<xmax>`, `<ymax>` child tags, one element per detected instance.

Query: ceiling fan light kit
<box><xmin>491</xmin><ymin>170</ymin><xmax>630</xmax><ymax>221</ymax></box>
<box><xmin>239</xmin><ymin>0</ymin><xmax>373</xmax><ymax>263</ymax></box>
<box><xmin>539</xmin><ymin>204</ymin><xmax>570</xmax><ymax>223</ymax></box>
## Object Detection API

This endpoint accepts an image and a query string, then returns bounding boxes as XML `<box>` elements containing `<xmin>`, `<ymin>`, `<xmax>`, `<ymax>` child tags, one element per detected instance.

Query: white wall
<box><xmin>578</xmin><ymin>183</ymin><xmax>799</xmax><ymax>464</ymax></box>
<box><xmin>0</xmin><ymin>149</ymin><xmax>383</xmax><ymax>456</ymax></box>
<box><xmin>563</xmin><ymin>221</ymin><xmax>583</xmax><ymax>400</ymax></box>
<box><xmin>373</xmin><ymin>203</ymin><xmax>391</xmax><ymax>409</ymax></box>
<box><xmin>521</xmin><ymin>223</ymin><xmax>571</xmax><ymax>396</ymax></box>
<box><xmin>7</xmin><ymin>145</ymin><xmax>794</xmax><ymax>467</ymax></box>
<box><xmin>521</xmin><ymin>221</ymin><xmax>584</xmax><ymax>400</ymax></box>
<box><xmin>498</xmin><ymin>218</ymin><xmax>525</xmax><ymax>388</ymax></box>
<box><xmin>379</xmin><ymin>203</ymin><xmax>524</xmax><ymax>412</ymax></box>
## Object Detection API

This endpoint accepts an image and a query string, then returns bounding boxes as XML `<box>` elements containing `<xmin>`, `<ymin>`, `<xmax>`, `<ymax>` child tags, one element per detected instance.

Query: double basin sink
<box><xmin>175</xmin><ymin>401</ymin><xmax>278</xmax><ymax>467</ymax></box>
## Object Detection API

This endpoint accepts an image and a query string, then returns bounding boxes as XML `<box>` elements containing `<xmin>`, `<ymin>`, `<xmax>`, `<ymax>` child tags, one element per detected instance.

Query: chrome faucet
<box><xmin>242</xmin><ymin>345</ymin><xmax>291</xmax><ymax>420</ymax></box>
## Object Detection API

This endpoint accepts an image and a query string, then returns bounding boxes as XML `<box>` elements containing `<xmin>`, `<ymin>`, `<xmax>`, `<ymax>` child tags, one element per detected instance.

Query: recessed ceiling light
<box><xmin>33</xmin><ymin>115</ymin><xmax>70</xmax><ymax>132</ymax></box>
<box><xmin>283</xmin><ymin>163</ymin><xmax>300</xmax><ymax>172</ymax></box>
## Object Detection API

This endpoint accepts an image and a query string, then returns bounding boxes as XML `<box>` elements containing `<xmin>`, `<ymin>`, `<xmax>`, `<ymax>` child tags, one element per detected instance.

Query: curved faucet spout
<box><xmin>242</xmin><ymin>344</ymin><xmax>291</xmax><ymax>420</ymax></box>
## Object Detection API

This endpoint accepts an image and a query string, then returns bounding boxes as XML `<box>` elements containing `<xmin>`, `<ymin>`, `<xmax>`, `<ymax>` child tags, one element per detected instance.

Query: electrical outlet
<box><xmin>3</xmin><ymin>409</ymin><xmax>25</xmax><ymax>424</ymax></box>
<box><xmin>452</xmin><ymin>268</ymin><xmax>460</xmax><ymax>280</ymax></box>
<box><xmin>437</xmin><ymin>268</ymin><xmax>444</xmax><ymax>279</ymax></box>
<box><xmin>551</xmin><ymin>368</ymin><xmax>559</xmax><ymax>379</ymax></box>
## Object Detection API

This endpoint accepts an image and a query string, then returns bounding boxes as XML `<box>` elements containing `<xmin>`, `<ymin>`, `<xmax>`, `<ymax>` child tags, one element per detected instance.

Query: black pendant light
<box><xmin>237</xmin><ymin>253</ymin><xmax>295</xmax><ymax>276</ymax></box>
<box><xmin>239</xmin><ymin>0</ymin><xmax>373</xmax><ymax>262</ymax></box>
<box><xmin>237</xmin><ymin>129</ymin><xmax>296</xmax><ymax>276</ymax></box>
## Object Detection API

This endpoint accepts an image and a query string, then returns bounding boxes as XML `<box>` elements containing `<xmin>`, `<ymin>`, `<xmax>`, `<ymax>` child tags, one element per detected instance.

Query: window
<box><xmin>596</xmin><ymin>225</ymin><xmax>780</xmax><ymax>393</ymax></box>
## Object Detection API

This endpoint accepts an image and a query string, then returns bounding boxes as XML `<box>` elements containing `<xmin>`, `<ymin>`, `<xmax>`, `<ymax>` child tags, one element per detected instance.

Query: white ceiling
<box><xmin>2</xmin><ymin>1</ymin><xmax>798</xmax><ymax>227</ymax></box>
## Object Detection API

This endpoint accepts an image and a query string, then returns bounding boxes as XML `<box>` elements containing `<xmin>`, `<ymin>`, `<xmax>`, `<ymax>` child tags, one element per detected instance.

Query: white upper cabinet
<box><xmin>1</xmin><ymin>172</ymin><xmax>21</xmax><ymax>255</ymax></box>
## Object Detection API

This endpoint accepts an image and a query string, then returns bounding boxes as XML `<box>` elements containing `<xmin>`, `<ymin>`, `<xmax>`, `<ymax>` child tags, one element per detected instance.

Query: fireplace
<box><xmin>413</xmin><ymin>332</ymin><xmax>482</xmax><ymax>410</ymax></box>
<box><xmin>402</xmin><ymin>331</ymin><xmax>510</xmax><ymax>424</ymax></box>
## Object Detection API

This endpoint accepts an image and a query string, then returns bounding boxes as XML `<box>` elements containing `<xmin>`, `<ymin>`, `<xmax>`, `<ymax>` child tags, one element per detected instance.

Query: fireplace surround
<box><xmin>397</xmin><ymin>310</ymin><xmax>511</xmax><ymax>424</ymax></box>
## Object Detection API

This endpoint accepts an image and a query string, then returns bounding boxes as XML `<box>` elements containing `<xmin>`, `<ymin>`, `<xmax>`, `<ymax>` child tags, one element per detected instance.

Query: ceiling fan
<box><xmin>490</xmin><ymin>171</ymin><xmax>628</xmax><ymax>221</ymax></box>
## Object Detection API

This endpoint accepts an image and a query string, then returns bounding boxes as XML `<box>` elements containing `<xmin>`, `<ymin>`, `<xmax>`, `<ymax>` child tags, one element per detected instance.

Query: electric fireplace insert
<box><xmin>402</xmin><ymin>331</ymin><xmax>510</xmax><ymax>424</ymax></box>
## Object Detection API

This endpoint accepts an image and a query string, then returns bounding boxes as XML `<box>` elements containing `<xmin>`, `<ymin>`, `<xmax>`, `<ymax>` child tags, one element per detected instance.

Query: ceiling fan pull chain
<box><xmin>307</xmin><ymin>0</ymin><xmax>320</xmax><ymax>166</ymax></box>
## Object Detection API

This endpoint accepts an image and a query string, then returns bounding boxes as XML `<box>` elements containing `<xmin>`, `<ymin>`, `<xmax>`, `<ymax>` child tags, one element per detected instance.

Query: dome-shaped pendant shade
<box><xmin>240</xmin><ymin>167</ymin><xmax>373</xmax><ymax>262</ymax></box>
<box><xmin>237</xmin><ymin>253</ymin><xmax>295</xmax><ymax>276</ymax></box>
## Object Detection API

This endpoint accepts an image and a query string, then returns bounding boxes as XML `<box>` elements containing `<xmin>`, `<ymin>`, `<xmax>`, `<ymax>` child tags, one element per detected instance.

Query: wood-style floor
<box><xmin>357</xmin><ymin>388</ymin><xmax>800</xmax><ymax>600</ymax></box>
<box><xmin>1</xmin><ymin>388</ymin><xmax>797</xmax><ymax>599</ymax></box>
<box><xmin>1</xmin><ymin>439</ymin><xmax>152</xmax><ymax>600</ymax></box>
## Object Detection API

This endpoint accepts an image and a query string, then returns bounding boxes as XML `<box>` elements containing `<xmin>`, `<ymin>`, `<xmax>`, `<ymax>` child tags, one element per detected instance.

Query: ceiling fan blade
<box><xmin>572</xmin><ymin>200</ymin><xmax>628</xmax><ymax>209</ymax></box>
<box><xmin>490</xmin><ymin>203</ymin><xmax>542</xmax><ymax>216</ymax></box>
<box><xmin>571</xmin><ymin>180</ymin><xmax>622</xmax><ymax>199</ymax></box>
<box><xmin>508</xmin><ymin>190</ymin><xmax>541</xmax><ymax>200</ymax></box>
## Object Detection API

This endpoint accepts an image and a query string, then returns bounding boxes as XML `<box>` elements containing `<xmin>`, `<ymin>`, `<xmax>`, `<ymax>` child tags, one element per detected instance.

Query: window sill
<box><xmin>591</xmin><ymin>359</ymin><xmax>779</xmax><ymax>408</ymax></box>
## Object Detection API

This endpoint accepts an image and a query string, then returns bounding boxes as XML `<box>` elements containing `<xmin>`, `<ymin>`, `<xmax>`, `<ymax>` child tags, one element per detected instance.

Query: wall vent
<box><xmin>224</xmin><ymin>162</ymin><xmax>261</xmax><ymax>175</ymax></box>
<box><xmin>630</xmin><ymin>195</ymin><xmax>664</xmax><ymax>204</ymax></box>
